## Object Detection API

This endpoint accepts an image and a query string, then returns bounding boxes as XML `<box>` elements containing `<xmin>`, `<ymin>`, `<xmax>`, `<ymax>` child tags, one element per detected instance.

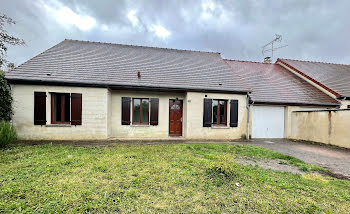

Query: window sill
<box><xmin>46</xmin><ymin>124</ymin><xmax>71</xmax><ymax>127</ymax></box>
<box><xmin>131</xmin><ymin>124</ymin><xmax>150</xmax><ymax>127</ymax></box>
<box><xmin>211</xmin><ymin>125</ymin><xmax>229</xmax><ymax>129</ymax></box>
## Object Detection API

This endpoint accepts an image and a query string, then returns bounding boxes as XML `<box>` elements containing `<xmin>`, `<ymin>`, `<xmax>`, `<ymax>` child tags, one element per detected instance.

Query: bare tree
<box><xmin>0</xmin><ymin>13</ymin><xmax>25</xmax><ymax>69</ymax></box>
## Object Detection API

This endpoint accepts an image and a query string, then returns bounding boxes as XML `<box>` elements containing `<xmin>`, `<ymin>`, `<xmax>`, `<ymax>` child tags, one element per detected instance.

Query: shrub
<box><xmin>0</xmin><ymin>120</ymin><xmax>17</xmax><ymax>148</ymax></box>
<box><xmin>207</xmin><ymin>154</ymin><xmax>236</xmax><ymax>177</ymax></box>
<box><xmin>0</xmin><ymin>71</ymin><xmax>13</xmax><ymax>121</ymax></box>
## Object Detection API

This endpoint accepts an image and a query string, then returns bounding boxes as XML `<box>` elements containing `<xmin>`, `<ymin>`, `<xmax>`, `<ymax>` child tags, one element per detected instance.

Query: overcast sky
<box><xmin>2</xmin><ymin>0</ymin><xmax>350</xmax><ymax>66</ymax></box>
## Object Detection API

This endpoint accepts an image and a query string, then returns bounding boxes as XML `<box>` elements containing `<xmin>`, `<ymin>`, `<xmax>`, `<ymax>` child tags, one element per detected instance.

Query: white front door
<box><xmin>252</xmin><ymin>106</ymin><xmax>285</xmax><ymax>138</ymax></box>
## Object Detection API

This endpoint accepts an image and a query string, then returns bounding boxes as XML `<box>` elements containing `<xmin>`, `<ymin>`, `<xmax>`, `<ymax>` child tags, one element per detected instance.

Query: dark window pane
<box><xmin>133</xmin><ymin>99</ymin><xmax>140</xmax><ymax>123</ymax></box>
<box><xmin>65</xmin><ymin>94</ymin><xmax>70</xmax><ymax>122</ymax></box>
<box><xmin>219</xmin><ymin>101</ymin><xmax>226</xmax><ymax>124</ymax></box>
<box><xmin>212</xmin><ymin>100</ymin><xmax>218</xmax><ymax>124</ymax></box>
<box><xmin>54</xmin><ymin>94</ymin><xmax>62</xmax><ymax>122</ymax></box>
<box><xmin>142</xmin><ymin>99</ymin><xmax>149</xmax><ymax>123</ymax></box>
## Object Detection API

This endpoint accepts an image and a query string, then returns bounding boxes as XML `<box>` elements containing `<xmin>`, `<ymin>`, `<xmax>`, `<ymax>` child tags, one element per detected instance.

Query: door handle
<box><xmin>180</xmin><ymin>117</ymin><xmax>183</xmax><ymax>122</ymax></box>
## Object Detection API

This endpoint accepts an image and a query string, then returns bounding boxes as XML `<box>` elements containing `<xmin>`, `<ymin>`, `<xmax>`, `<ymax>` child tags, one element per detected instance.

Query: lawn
<box><xmin>0</xmin><ymin>143</ymin><xmax>349</xmax><ymax>213</ymax></box>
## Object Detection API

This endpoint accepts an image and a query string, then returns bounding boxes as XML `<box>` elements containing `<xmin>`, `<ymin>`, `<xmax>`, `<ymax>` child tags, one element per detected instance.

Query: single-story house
<box><xmin>224</xmin><ymin>60</ymin><xmax>339</xmax><ymax>138</ymax></box>
<box><xmin>5</xmin><ymin>39</ymin><xmax>251</xmax><ymax>140</ymax></box>
<box><xmin>5</xmin><ymin>39</ymin><xmax>346</xmax><ymax>141</ymax></box>
<box><xmin>276</xmin><ymin>58</ymin><xmax>350</xmax><ymax>109</ymax></box>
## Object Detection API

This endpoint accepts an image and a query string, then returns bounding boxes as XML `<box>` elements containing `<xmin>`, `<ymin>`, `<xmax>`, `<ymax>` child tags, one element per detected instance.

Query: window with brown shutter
<box><xmin>150</xmin><ymin>98</ymin><xmax>159</xmax><ymax>125</ymax></box>
<box><xmin>132</xmin><ymin>98</ymin><xmax>149</xmax><ymax>125</ymax></box>
<box><xmin>212</xmin><ymin>99</ymin><xmax>227</xmax><ymax>126</ymax></box>
<box><xmin>34</xmin><ymin>92</ymin><xmax>47</xmax><ymax>125</ymax></box>
<box><xmin>121</xmin><ymin>97</ymin><xmax>131</xmax><ymax>125</ymax></box>
<box><xmin>230</xmin><ymin>100</ymin><xmax>238</xmax><ymax>127</ymax></box>
<box><xmin>51</xmin><ymin>93</ymin><xmax>70</xmax><ymax>124</ymax></box>
<box><xmin>71</xmin><ymin>93</ymin><xmax>82</xmax><ymax>125</ymax></box>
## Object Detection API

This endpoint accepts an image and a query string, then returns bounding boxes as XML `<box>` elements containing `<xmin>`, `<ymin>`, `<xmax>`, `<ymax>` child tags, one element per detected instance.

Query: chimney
<box><xmin>264</xmin><ymin>57</ymin><xmax>271</xmax><ymax>63</ymax></box>
<box><xmin>137</xmin><ymin>72</ymin><xmax>141</xmax><ymax>79</ymax></box>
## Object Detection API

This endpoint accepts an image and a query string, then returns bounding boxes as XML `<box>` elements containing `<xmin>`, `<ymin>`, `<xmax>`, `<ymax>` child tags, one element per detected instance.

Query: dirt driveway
<box><xmin>241</xmin><ymin>139</ymin><xmax>350</xmax><ymax>179</ymax></box>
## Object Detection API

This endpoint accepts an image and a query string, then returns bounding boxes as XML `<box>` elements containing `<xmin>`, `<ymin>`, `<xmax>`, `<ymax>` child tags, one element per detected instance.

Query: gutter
<box><xmin>6</xmin><ymin>78</ymin><xmax>251</xmax><ymax>95</ymax></box>
<box><xmin>246</xmin><ymin>93</ymin><xmax>253</xmax><ymax>140</ymax></box>
<box><xmin>252</xmin><ymin>101</ymin><xmax>340</xmax><ymax>107</ymax></box>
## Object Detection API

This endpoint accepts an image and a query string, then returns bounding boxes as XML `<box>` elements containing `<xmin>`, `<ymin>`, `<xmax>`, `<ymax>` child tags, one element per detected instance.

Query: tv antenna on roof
<box><xmin>262</xmin><ymin>34</ymin><xmax>288</xmax><ymax>62</ymax></box>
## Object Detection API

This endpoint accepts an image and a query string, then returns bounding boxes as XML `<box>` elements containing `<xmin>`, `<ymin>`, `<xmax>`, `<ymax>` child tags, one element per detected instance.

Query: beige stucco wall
<box><xmin>11</xmin><ymin>84</ymin><xmax>109</xmax><ymax>140</ymax></box>
<box><xmin>111</xmin><ymin>90</ymin><xmax>186</xmax><ymax>139</ymax></box>
<box><xmin>290</xmin><ymin>110</ymin><xmax>350</xmax><ymax>149</ymax></box>
<box><xmin>340</xmin><ymin>100</ymin><xmax>350</xmax><ymax>109</ymax></box>
<box><xmin>11</xmin><ymin>85</ymin><xmax>249</xmax><ymax>140</ymax></box>
<box><xmin>185</xmin><ymin>92</ymin><xmax>248</xmax><ymax>140</ymax></box>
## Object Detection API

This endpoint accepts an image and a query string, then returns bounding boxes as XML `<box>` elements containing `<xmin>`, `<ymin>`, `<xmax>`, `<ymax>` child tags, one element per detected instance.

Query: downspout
<box><xmin>246</xmin><ymin>93</ymin><xmax>252</xmax><ymax>140</ymax></box>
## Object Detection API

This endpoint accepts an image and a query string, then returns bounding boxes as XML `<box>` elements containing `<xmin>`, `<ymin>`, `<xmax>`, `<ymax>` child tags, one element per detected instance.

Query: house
<box><xmin>224</xmin><ymin>60</ymin><xmax>339</xmax><ymax>138</ymax></box>
<box><xmin>5</xmin><ymin>39</ymin><xmax>346</xmax><ymax>141</ymax></box>
<box><xmin>5</xmin><ymin>39</ymin><xmax>251</xmax><ymax>140</ymax></box>
<box><xmin>276</xmin><ymin>59</ymin><xmax>350</xmax><ymax>109</ymax></box>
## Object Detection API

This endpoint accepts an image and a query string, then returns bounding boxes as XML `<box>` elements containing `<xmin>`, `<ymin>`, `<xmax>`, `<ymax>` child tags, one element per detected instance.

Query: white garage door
<box><xmin>252</xmin><ymin>106</ymin><xmax>285</xmax><ymax>138</ymax></box>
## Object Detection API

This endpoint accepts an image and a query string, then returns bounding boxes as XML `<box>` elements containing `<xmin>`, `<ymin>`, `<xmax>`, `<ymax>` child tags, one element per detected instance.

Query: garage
<box><xmin>252</xmin><ymin>106</ymin><xmax>285</xmax><ymax>138</ymax></box>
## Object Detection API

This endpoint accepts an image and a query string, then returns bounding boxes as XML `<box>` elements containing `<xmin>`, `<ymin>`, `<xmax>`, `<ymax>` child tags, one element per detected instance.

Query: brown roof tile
<box><xmin>225</xmin><ymin>59</ymin><xmax>339</xmax><ymax>106</ymax></box>
<box><xmin>277</xmin><ymin>59</ymin><xmax>350</xmax><ymax>98</ymax></box>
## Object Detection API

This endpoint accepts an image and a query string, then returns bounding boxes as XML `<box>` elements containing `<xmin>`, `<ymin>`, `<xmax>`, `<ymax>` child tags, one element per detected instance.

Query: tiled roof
<box><xmin>225</xmin><ymin>59</ymin><xmax>339</xmax><ymax>106</ymax></box>
<box><xmin>277</xmin><ymin>59</ymin><xmax>350</xmax><ymax>98</ymax></box>
<box><xmin>5</xmin><ymin>39</ymin><xmax>250</xmax><ymax>93</ymax></box>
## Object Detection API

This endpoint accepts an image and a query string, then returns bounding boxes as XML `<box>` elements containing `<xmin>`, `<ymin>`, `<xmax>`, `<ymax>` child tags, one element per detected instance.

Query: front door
<box><xmin>169</xmin><ymin>99</ymin><xmax>183</xmax><ymax>136</ymax></box>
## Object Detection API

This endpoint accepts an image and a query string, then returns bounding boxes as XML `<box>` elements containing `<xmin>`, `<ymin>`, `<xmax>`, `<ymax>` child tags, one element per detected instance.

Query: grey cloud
<box><xmin>2</xmin><ymin>0</ymin><xmax>350</xmax><ymax>67</ymax></box>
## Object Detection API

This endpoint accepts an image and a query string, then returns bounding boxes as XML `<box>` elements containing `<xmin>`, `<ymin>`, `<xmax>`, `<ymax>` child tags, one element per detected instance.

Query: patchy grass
<box><xmin>233</xmin><ymin>144</ymin><xmax>326</xmax><ymax>172</ymax></box>
<box><xmin>0</xmin><ymin>143</ymin><xmax>349</xmax><ymax>213</ymax></box>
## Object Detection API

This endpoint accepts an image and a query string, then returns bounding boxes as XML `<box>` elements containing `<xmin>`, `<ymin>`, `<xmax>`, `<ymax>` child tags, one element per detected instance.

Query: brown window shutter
<box><xmin>34</xmin><ymin>92</ymin><xmax>47</xmax><ymax>125</ymax></box>
<box><xmin>121</xmin><ymin>97</ymin><xmax>131</xmax><ymax>125</ymax></box>
<box><xmin>203</xmin><ymin>98</ymin><xmax>212</xmax><ymax>127</ymax></box>
<box><xmin>150</xmin><ymin>98</ymin><xmax>159</xmax><ymax>125</ymax></box>
<box><xmin>71</xmin><ymin>93</ymin><xmax>82</xmax><ymax>125</ymax></box>
<box><xmin>230</xmin><ymin>100</ymin><xmax>238</xmax><ymax>127</ymax></box>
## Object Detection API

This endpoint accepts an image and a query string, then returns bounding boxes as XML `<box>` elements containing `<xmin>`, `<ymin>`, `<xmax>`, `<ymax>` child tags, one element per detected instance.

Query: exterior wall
<box><xmin>340</xmin><ymin>100</ymin><xmax>350</xmax><ymax>109</ymax></box>
<box><xmin>248</xmin><ymin>105</ymin><xmax>336</xmax><ymax>139</ymax></box>
<box><xmin>290</xmin><ymin>110</ymin><xmax>350</xmax><ymax>149</ymax></box>
<box><xmin>11</xmin><ymin>85</ymin><xmax>249</xmax><ymax>140</ymax></box>
<box><xmin>11</xmin><ymin>84</ymin><xmax>109</xmax><ymax>140</ymax></box>
<box><xmin>185</xmin><ymin>92</ymin><xmax>248</xmax><ymax>140</ymax></box>
<box><xmin>111</xmin><ymin>90</ymin><xmax>186</xmax><ymax>139</ymax></box>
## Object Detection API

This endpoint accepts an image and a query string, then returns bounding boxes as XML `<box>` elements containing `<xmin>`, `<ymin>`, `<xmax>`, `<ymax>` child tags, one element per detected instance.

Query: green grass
<box><xmin>0</xmin><ymin>143</ymin><xmax>349</xmax><ymax>213</ymax></box>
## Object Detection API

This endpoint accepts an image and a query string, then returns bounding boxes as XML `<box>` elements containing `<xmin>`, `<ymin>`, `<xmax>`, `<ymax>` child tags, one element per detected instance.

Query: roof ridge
<box><xmin>64</xmin><ymin>39</ymin><xmax>220</xmax><ymax>55</ymax></box>
<box><xmin>278</xmin><ymin>58</ymin><xmax>350</xmax><ymax>66</ymax></box>
<box><xmin>224</xmin><ymin>58</ymin><xmax>267</xmax><ymax>64</ymax></box>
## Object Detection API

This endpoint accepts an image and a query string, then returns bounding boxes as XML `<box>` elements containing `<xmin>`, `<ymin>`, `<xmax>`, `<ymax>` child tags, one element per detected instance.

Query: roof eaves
<box><xmin>6</xmin><ymin>78</ymin><xmax>250</xmax><ymax>94</ymax></box>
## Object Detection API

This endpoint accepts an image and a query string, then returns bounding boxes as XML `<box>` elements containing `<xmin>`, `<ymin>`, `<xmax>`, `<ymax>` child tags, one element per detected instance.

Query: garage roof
<box><xmin>5</xmin><ymin>39</ymin><xmax>250</xmax><ymax>93</ymax></box>
<box><xmin>225</xmin><ymin>59</ymin><xmax>339</xmax><ymax>106</ymax></box>
<box><xmin>277</xmin><ymin>59</ymin><xmax>350</xmax><ymax>98</ymax></box>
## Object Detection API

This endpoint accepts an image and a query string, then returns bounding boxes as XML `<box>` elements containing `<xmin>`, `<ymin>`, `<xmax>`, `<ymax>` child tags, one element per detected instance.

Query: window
<box><xmin>122</xmin><ymin>97</ymin><xmax>159</xmax><ymax>126</ymax></box>
<box><xmin>51</xmin><ymin>93</ymin><xmax>70</xmax><ymax>124</ymax></box>
<box><xmin>212</xmin><ymin>99</ymin><xmax>227</xmax><ymax>125</ymax></box>
<box><xmin>133</xmin><ymin>98</ymin><xmax>149</xmax><ymax>124</ymax></box>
